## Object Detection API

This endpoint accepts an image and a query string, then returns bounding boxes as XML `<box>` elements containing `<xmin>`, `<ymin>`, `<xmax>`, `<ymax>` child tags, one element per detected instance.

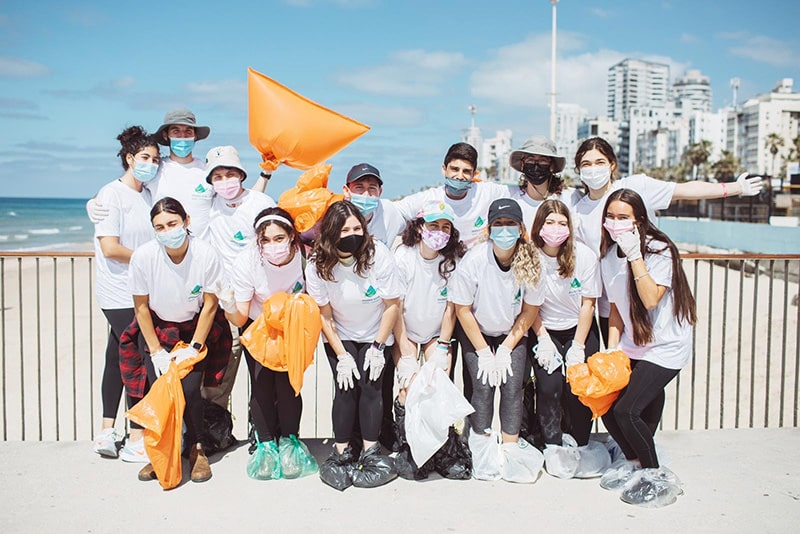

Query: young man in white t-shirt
<box><xmin>341</xmin><ymin>162</ymin><xmax>406</xmax><ymax>247</ymax></box>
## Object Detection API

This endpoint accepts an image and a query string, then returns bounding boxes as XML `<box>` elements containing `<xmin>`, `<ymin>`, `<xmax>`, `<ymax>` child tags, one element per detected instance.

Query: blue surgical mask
<box><xmin>155</xmin><ymin>225</ymin><xmax>187</xmax><ymax>249</ymax></box>
<box><xmin>132</xmin><ymin>161</ymin><xmax>158</xmax><ymax>182</ymax></box>
<box><xmin>169</xmin><ymin>138</ymin><xmax>195</xmax><ymax>158</ymax></box>
<box><xmin>444</xmin><ymin>177</ymin><xmax>473</xmax><ymax>197</ymax></box>
<box><xmin>490</xmin><ymin>226</ymin><xmax>520</xmax><ymax>250</ymax></box>
<box><xmin>349</xmin><ymin>193</ymin><xmax>380</xmax><ymax>217</ymax></box>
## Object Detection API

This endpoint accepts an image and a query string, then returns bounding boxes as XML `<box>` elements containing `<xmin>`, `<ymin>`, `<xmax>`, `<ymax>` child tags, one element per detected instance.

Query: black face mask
<box><xmin>522</xmin><ymin>162</ymin><xmax>552</xmax><ymax>185</ymax></box>
<box><xmin>337</xmin><ymin>233</ymin><xmax>365</xmax><ymax>254</ymax></box>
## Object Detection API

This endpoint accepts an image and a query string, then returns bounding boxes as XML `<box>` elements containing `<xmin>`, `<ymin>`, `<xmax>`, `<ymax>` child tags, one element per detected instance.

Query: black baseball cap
<box><xmin>487</xmin><ymin>198</ymin><xmax>523</xmax><ymax>225</ymax></box>
<box><xmin>346</xmin><ymin>163</ymin><xmax>382</xmax><ymax>185</ymax></box>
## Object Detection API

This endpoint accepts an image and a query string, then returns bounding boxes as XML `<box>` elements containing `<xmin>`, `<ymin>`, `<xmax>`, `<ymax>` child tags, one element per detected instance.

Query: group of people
<box><xmin>89</xmin><ymin>106</ymin><xmax>762</xmax><ymax>506</ymax></box>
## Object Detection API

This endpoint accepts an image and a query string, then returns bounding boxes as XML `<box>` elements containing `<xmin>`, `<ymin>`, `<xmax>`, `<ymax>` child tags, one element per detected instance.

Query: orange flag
<box><xmin>248</xmin><ymin>67</ymin><xmax>370</xmax><ymax>172</ymax></box>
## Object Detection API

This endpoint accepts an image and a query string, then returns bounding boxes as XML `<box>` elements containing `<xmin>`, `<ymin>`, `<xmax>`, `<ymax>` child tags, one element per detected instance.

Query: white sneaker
<box><xmin>93</xmin><ymin>428</ymin><xmax>120</xmax><ymax>458</ymax></box>
<box><xmin>119</xmin><ymin>438</ymin><xmax>149</xmax><ymax>463</ymax></box>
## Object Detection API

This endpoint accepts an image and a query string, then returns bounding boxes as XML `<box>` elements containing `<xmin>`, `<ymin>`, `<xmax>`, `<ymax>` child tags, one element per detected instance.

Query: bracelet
<box><xmin>436</xmin><ymin>338</ymin><xmax>453</xmax><ymax>346</ymax></box>
<box><xmin>634</xmin><ymin>272</ymin><xmax>651</xmax><ymax>282</ymax></box>
<box><xmin>721</xmin><ymin>182</ymin><xmax>728</xmax><ymax>198</ymax></box>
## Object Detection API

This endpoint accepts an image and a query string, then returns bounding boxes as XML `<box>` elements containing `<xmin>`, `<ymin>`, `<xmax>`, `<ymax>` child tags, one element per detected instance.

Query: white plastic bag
<box><xmin>406</xmin><ymin>362</ymin><xmax>474</xmax><ymax>466</ymax></box>
<box><xmin>543</xmin><ymin>434</ymin><xmax>580</xmax><ymax>479</ymax></box>
<box><xmin>468</xmin><ymin>429</ymin><xmax>502</xmax><ymax>481</ymax></box>
<box><xmin>574</xmin><ymin>440</ymin><xmax>611</xmax><ymax>478</ymax></box>
<box><xmin>501</xmin><ymin>439</ymin><xmax>543</xmax><ymax>483</ymax></box>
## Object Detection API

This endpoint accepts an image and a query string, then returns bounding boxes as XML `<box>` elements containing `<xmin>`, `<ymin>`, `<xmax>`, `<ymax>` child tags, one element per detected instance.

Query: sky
<box><xmin>1</xmin><ymin>0</ymin><xmax>799</xmax><ymax>200</ymax></box>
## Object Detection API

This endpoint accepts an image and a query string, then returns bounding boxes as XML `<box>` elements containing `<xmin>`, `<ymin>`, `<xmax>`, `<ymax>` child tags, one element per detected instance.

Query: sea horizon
<box><xmin>0</xmin><ymin>196</ymin><xmax>94</xmax><ymax>252</ymax></box>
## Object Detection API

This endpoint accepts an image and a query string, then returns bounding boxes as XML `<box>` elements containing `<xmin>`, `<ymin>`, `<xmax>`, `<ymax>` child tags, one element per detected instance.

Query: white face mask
<box><xmin>580</xmin><ymin>165</ymin><xmax>611</xmax><ymax>190</ymax></box>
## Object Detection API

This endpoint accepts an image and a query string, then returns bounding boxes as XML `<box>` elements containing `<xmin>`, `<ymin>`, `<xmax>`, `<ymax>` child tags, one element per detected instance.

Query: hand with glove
<box><xmin>151</xmin><ymin>348</ymin><xmax>172</xmax><ymax>377</ymax></box>
<box><xmin>86</xmin><ymin>198</ymin><xmax>109</xmax><ymax>224</ymax></box>
<box><xmin>534</xmin><ymin>332</ymin><xmax>559</xmax><ymax>374</ymax></box>
<box><xmin>335</xmin><ymin>352</ymin><xmax>361</xmax><ymax>391</ymax></box>
<box><xmin>430</xmin><ymin>341</ymin><xmax>450</xmax><ymax>371</ymax></box>
<box><xmin>736</xmin><ymin>172</ymin><xmax>763</xmax><ymax>197</ymax></box>
<box><xmin>614</xmin><ymin>225</ymin><xmax>642</xmax><ymax>262</ymax></box>
<box><xmin>476</xmin><ymin>346</ymin><xmax>496</xmax><ymax>386</ymax></box>
<box><xmin>363</xmin><ymin>344</ymin><xmax>386</xmax><ymax>381</ymax></box>
<box><xmin>171</xmin><ymin>345</ymin><xmax>198</xmax><ymax>365</ymax></box>
<box><xmin>494</xmin><ymin>344</ymin><xmax>514</xmax><ymax>385</ymax></box>
<box><xmin>395</xmin><ymin>354</ymin><xmax>419</xmax><ymax>389</ymax></box>
<box><xmin>565</xmin><ymin>341</ymin><xmax>585</xmax><ymax>367</ymax></box>
<box><xmin>216</xmin><ymin>285</ymin><xmax>238</xmax><ymax>314</ymax></box>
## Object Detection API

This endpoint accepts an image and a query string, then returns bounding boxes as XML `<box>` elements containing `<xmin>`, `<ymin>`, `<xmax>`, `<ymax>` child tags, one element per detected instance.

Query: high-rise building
<box><xmin>481</xmin><ymin>130</ymin><xmax>514</xmax><ymax>183</ymax></box>
<box><xmin>607</xmin><ymin>59</ymin><xmax>671</xmax><ymax>121</ymax></box>
<box><xmin>555</xmin><ymin>103</ymin><xmax>588</xmax><ymax>174</ymax></box>
<box><xmin>673</xmin><ymin>69</ymin><xmax>712</xmax><ymax>113</ymax></box>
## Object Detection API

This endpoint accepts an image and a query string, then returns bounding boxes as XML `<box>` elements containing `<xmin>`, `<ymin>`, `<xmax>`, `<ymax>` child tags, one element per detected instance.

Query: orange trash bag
<box><xmin>248</xmin><ymin>67</ymin><xmax>370</xmax><ymax>172</ymax></box>
<box><xmin>126</xmin><ymin>342</ymin><xmax>206</xmax><ymax>490</ymax></box>
<box><xmin>278</xmin><ymin>164</ymin><xmax>344</xmax><ymax>233</ymax></box>
<box><xmin>240</xmin><ymin>292</ymin><xmax>322</xmax><ymax>396</ymax></box>
<box><xmin>566</xmin><ymin>350</ymin><xmax>631</xmax><ymax>419</ymax></box>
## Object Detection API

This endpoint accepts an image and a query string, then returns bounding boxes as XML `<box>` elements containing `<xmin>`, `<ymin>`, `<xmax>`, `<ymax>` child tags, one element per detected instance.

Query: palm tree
<box><xmin>683</xmin><ymin>140</ymin><xmax>713</xmax><ymax>181</ymax></box>
<box><xmin>710</xmin><ymin>150</ymin><xmax>740</xmax><ymax>182</ymax></box>
<box><xmin>764</xmin><ymin>132</ymin><xmax>785</xmax><ymax>176</ymax></box>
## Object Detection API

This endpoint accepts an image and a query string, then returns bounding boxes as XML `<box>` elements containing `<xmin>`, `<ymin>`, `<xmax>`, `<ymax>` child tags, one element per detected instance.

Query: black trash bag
<box><xmin>199</xmin><ymin>399</ymin><xmax>236</xmax><ymax>455</ymax></box>
<box><xmin>351</xmin><ymin>443</ymin><xmax>398</xmax><ymax>488</ymax></box>
<box><xmin>319</xmin><ymin>445</ymin><xmax>356</xmax><ymax>491</ymax></box>
<box><xmin>392</xmin><ymin>399</ymin><xmax>434</xmax><ymax>480</ymax></box>
<box><xmin>433</xmin><ymin>427</ymin><xmax>472</xmax><ymax>480</ymax></box>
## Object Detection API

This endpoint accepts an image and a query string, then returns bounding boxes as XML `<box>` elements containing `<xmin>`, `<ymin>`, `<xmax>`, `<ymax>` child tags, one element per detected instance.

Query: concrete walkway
<box><xmin>1</xmin><ymin>428</ymin><xmax>798</xmax><ymax>533</ymax></box>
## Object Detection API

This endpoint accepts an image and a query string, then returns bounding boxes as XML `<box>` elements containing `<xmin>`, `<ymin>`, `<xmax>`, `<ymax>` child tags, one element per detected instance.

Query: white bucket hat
<box><xmin>205</xmin><ymin>146</ymin><xmax>247</xmax><ymax>183</ymax></box>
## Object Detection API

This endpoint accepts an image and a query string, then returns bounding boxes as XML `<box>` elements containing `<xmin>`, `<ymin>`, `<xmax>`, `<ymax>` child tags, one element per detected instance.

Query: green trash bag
<box><xmin>278</xmin><ymin>434</ymin><xmax>319</xmax><ymax>479</ymax></box>
<box><xmin>247</xmin><ymin>436</ymin><xmax>282</xmax><ymax>480</ymax></box>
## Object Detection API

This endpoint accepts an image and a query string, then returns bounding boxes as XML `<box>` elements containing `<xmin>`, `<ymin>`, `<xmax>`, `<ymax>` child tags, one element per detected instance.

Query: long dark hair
<box><xmin>574</xmin><ymin>136</ymin><xmax>618</xmax><ymax>180</ymax></box>
<box><xmin>311</xmin><ymin>200</ymin><xmax>375</xmax><ymax>282</ymax></box>
<box><xmin>401</xmin><ymin>218</ymin><xmax>465</xmax><ymax>282</ymax></box>
<box><xmin>117</xmin><ymin>125</ymin><xmax>159</xmax><ymax>170</ymax></box>
<box><xmin>600</xmin><ymin>189</ymin><xmax>696</xmax><ymax>345</ymax></box>
<box><xmin>530</xmin><ymin>199</ymin><xmax>574</xmax><ymax>278</ymax></box>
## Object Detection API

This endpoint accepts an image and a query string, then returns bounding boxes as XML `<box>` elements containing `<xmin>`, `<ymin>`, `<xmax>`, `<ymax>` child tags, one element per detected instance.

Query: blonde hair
<box><xmin>511</xmin><ymin>240</ymin><xmax>541</xmax><ymax>289</ymax></box>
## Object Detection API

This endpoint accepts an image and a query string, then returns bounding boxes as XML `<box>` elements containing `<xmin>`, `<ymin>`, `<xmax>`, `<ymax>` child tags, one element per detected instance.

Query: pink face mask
<box><xmin>260</xmin><ymin>241</ymin><xmax>292</xmax><ymax>266</ymax></box>
<box><xmin>213</xmin><ymin>177</ymin><xmax>242</xmax><ymax>200</ymax></box>
<box><xmin>603</xmin><ymin>218</ymin><xmax>635</xmax><ymax>240</ymax></box>
<box><xmin>538</xmin><ymin>224</ymin><xmax>570</xmax><ymax>247</ymax></box>
<box><xmin>420</xmin><ymin>228</ymin><xmax>450</xmax><ymax>251</ymax></box>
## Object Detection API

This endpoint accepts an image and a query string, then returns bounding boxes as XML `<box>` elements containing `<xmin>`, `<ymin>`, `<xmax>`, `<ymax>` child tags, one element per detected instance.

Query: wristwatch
<box><xmin>372</xmin><ymin>341</ymin><xmax>386</xmax><ymax>351</ymax></box>
<box><xmin>259</xmin><ymin>171</ymin><xmax>271</xmax><ymax>180</ymax></box>
<box><xmin>191</xmin><ymin>341</ymin><xmax>204</xmax><ymax>351</ymax></box>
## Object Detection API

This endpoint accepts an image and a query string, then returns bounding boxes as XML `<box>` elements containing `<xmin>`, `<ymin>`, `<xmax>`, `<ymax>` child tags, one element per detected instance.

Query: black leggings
<box><xmin>243</xmin><ymin>348</ymin><xmax>302</xmax><ymax>441</ymax></box>
<box><xmin>324</xmin><ymin>341</ymin><xmax>385</xmax><ymax>443</ymax></box>
<box><xmin>602</xmin><ymin>359</ymin><xmax>678</xmax><ymax>468</ymax></box>
<box><xmin>533</xmin><ymin>323</ymin><xmax>599</xmax><ymax>446</ymax></box>
<box><xmin>101</xmin><ymin>308</ymin><xmax>141</xmax><ymax>422</ymax></box>
<box><xmin>451</xmin><ymin>322</ymin><xmax>472</xmax><ymax>402</ymax></box>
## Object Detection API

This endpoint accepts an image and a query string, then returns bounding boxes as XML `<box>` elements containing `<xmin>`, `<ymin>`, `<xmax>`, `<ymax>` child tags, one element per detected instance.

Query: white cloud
<box><xmin>590</xmin><ymin>8</ymin><xmax>609</xmax><ymax>17</ymax></box>
<box><xmin>184</xmin><ymin>80</ymin><xmax>247</xmax><ymax>109</ymax></box>
<box><xmin>680</xmin><ymin>33</ymin><xmax>700</xmax><ymax>44</ymax></box>
<box><xmin>0</xmin><ymin>56</ymin><xmax>49</xmax><ymax>78</ymax></box>
<box><xmin>335</xmin><ymin>49</ymin><xmax>468</xmax><ymax>97</ymax></box>
<box><xmin>729</xmin><ymin>35</ymin><xmax>799</xmax><ymax>68</ymax></box>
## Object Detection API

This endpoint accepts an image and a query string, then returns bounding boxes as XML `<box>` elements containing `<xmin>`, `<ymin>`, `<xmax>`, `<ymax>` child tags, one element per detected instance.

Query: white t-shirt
<box><xmin>147</xmin><ymin>158</ymin><xmax>213</xmax><ymax>235</ymax></box>
<box><xmin>368</xmin><ymin>199</ymin><xmax>407</xmax><ymax>247</ymax></box>
<box><xmin>231</xmin><ymin>244</ymin><xmax>305</xmax><ymax>321</ymax></box>
<box><xmin>538</xmin><ymin>242</ymin><xmax>601</xmax><ymax>331</ymax></box>
<box><xmin>505</xmin><ymin>185</ymin><xmax>576</xmax><ymax>235</ymax></box>
<box><xmin>128</xmin><ymin>237</ymin><xmax>223</xmax><ymax>323</ymax></box>
<box><xmin>448</xmin><ymin>241</ymin><xmax>545</xmax><ymax>337</ymax></box>
<box><xmin>199</xmin><ymin>189</ymin><xmax>276</xmax><ymax>275</ymax></box>
<box><xmin>570</xmin><ymin>174</ymin><xmax>675</xmax><ymax>315</ymax></box>
<box><xmin>93</xmin><ymin>180</ymin><xmax>154</xmax><ymax>309</ymax></box>
<box><xmin>305</xmin><ymin>240</ymin><xmax>401</xmax><ymax>343</ymax></box>
<box><xmin>393</xmin><ymin>181</ymin><xmax>509</xmax><ymax>250</ymax></box>
<box><xmin>394</xmin><ymin>243</ymin><xmax>453</xmax><ymax>343</ymax></box>
<box><xmin>601</xmin><ymin>240</ymin><xmax>692</xmax><ymax>370</ymax></box>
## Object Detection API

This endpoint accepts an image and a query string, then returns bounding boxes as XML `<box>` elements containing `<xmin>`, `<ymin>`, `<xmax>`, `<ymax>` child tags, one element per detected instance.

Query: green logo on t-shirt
<box><xmin>190</xmin><ymin>285</ymin><xmax>202</xmax><ymax>295</ymax></box>
<box><xmin>291</xmin><ymin>281</ymin><xmax>303</xmax><ymax>294</ymax></box>
<box><xmin>570</xmin><ymin>278</ymin><xmax>581</xmax><ymax>289</ymax></box>
<box><xmin>364</xmin><ymin>285</ymin><xmax>377</xmax><ymax>298</ymax></box>
<box><xmin>233</xmin><ymin>231</ymin><xmax>245</xmax><ymax>241</ymax></box>
<box><xmin>514</xmin><ymin>288</ymin><xmax>521</xmax><ymax>302</ymax></box>
<box><xmin>440</xmin><ymin>287</ymin><xmax>448</xmax><ymax>298</ymax></box>
<box><xmin>474</xmin><ymin>216</ymin><xmax>484</xmax><ymax>228</ymax></box>
<box><xmin>194</xmin><ymin>184</ymin><xmax>207</xmax><ymax>193</ymax></box>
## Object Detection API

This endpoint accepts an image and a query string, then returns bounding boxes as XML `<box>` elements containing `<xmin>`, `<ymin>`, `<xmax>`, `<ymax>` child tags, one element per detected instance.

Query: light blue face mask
<box><xmin>490</xmin><ymin>225</ymin><xmax>521</xmax><ymax>251</ymax></box>
<box><xmin>444</xmin><ymin>177</ymin><xmax>473</xmax><ymax>197</ymax></box>
<box><xmin>169</xmin><ymin>138</ymin><xmax>195</xmax><ymax>158</ymax></box>
<box><xmin>349</xmin><ymin>193</ymin><xmax>380</xmax><ymax>217</ymax></box>
<box><xmin>155</xmin><ymin>225</ymin><xmax>187</xmax><ymax>249</ymax></box>
<box><xmin>132</xmin><ymin>161</ymin><xmax>159</xmax><ymax>182</ymax></box>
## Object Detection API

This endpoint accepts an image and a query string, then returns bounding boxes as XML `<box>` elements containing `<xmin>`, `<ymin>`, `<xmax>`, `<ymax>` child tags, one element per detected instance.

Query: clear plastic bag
<box><xmin>247</xmin><ymin>438</ymin><xmax>282</xmax><ymax>480</ymax></box>
<box><xmin>278</xmin><ymin>434</ymin><xmax>319</xmax><ymax>479</ymax></box>
<box><xmin>620</xmin><ymin>467</ymin><xmax>683</xmax><ymax>508</ymax></box>
<box><xmin>574</xmin><ymin>439</ymin><xmax>612</xmax><ymax>478</ymax></box>
<box><xmin>501</xmin><ymin>439</ymin><xmax>543</xmax><ymax>483</ymax></box>
<box><xmin>468</xmin><ymin>429</ymin><xmax>502</xmax><ymax>481</ymax></box>
<box><xmin>543</xmin><ymin>434</ymin><xmax>580</xmax><ymax>479</ymax></box>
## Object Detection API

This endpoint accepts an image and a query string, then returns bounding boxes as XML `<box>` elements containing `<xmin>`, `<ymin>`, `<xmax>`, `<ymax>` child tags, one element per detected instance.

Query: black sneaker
<box><xmin>319</xmin><ymin>445</ymin><xmax>356</xmax><ymax>491</ymax></box>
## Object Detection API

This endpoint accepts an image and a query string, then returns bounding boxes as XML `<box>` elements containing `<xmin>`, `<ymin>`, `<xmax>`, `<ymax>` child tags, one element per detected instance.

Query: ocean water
<box><xmin>0</xmin><ymin>197</ymin><xmax>94</xmax><ymax>252</ymax></box>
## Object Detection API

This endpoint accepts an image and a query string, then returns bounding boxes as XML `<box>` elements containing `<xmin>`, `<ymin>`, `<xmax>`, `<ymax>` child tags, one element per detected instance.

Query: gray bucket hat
<box><xmin>509</xmin><ymin>136</ymin><xmax>566</xmax><ymax>173</ymax></box>
<box><xmin>154</xmin><ymin>108</ymin><xmax>211</xmax><ymax>146</ymax></box>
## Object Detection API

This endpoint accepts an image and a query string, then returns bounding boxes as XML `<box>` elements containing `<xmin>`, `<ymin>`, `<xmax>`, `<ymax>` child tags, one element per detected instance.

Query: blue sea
<box><xmin>0</xmin><ymin>197</ymin><xmax>95</xmax><ymax>252</ymax></box>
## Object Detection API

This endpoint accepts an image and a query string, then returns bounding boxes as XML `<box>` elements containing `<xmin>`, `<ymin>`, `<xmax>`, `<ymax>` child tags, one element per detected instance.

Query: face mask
<box><xmin>603</xmin><ymin>218</ymin><xmax>635</xmax><ymax>241</ymax></box>
<box><xmin>522</xmin><ymin>162</ymin><xmax>552</xmax><ymax>185</ymax></box>
<box><xmin>337</xmin><ymin>233</ymin><xmax>364</xmax><ymax>254</ymax></box>
<box><xmin>132</xmin><ymin>161</ymin><xmax>158</xmax><ymax>182</ymax></box>
<box><xmin>155</xmin><ymin>225</ymin><xmax>187</xmax><ymax>249</ymax></box>
<box><xmin>170</xmin><ymin>138</ymin><xmax>195</xmax><ymax>158</ymax></box>
<box><xmin>213</xmin><ymin>177</ymin><xmax>242</xmax><ymax>200</ymax></box>
<box><xmin>444</xmin><ymin>177</ymin><xmax>473</xmax><ymax>197</ymax></box>
<box><xmin>261</xmin><ymin>241</ymin><xmax>292</xmax><ymax>265</ymax></box>
<box><xmin>490</xmin><ymin>225</ymin><xmax>520</xmax><ymax>251</ymax></box>
<box><xmin>580</xmin><ymin>165</ymin><xmax>612</xmax><ymax>190</ymax></box>
<box><xmin>539</xmin><ymin>224</ymin><xmax>570</xmax><ymax>247</ymax></box>
<box><xmin>349</xmin><ymin>193</ymin><xmax>380</xmax><ymax>217</ymax></box>
<box><xmin>421</xmin><ymin>228</ymin><xmax>450</xmax><ymax>251</ymax></box>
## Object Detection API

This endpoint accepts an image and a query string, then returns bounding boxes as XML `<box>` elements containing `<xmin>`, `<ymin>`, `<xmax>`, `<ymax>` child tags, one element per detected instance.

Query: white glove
<box><xmin>395</xmin><ymin>354</ymin><xmax>419</xmax><ymax>388</ymax></box>
<box><xmin>86</xmin><ymin>198</ymin><xmax>109</xmax><ymax>224</ymax></box>
<box><xmin>602</xmin><ymin>345</ymin><xmax>619</xmax><ymax>354</ymax></box>
<box><xmin>172</xmin><ymin>346</ymin><xmax>198</xmax><ymax>365</ymax></box>
<box><xmin>494</xmin><ymin>345</ymin><xmax>514</xmax><ymax>385</ymax></box>
<box><xmin>336</xmin><ymin>352</ymin><xmax>360</xmax><ymax>391</ymax></box>
<box><xmin>615</xmin><ymin>225</ymin><xmax>642</xmax><ymax>262</ymax></box>
<box><xmin>476</xmin><ymin>347</ymin><xmax>495</xmax><ymax>386</ymax></box>
<box><xmin>216</xmin><ymin>286</ymin><xmax>237</xmax><ymax>314</ymax></box>
<box><xmin>736</xmin><ymin>172</ymin><xmax>762</xmax><ymax>197</ymax></box>
<box><xmin>565</xmin><ymin>341</ymin><xmax>585</xmax><ymax>367</ymax></box>
<box><xmin>363</xmin><ymin>345</ymin><xmax>385</xmax><ymax>382</ymax></box>
<box><xmin>430</xmin><ymin>343</ymin><xmax>449</xmax><ymax>371</ymax></box>
<box><xmin>151</xmin><ymin>349</ymin><xmax>171</xmax><ymax>377</ymax></box>
<box><xmin>534</xmin><ymin>332</ymin><xmax>558</xmax><ymax>373</ymax></box>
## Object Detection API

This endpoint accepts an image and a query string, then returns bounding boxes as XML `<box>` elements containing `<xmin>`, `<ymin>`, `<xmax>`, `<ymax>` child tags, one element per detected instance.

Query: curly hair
<box><xmin>253</xmin><ymin>206</ymin><xmax>301</xmax><ymax>264</ymax></box>
<box><xmin>311</xmin><ymin>200</ymin><xmax>375</xmax><ymax>282</ymax></box>
<box><xmin>116</xmin><ymin>125</ymin><xmax>159</xmax><ymax>170</ymax></box>
<box><xmin>401</xmin><ymin>218</ymin><xmax>465</xmax><ymax>282</ymax></box>
<box><xmin>530</xmin><ymin>199</ymin><xmax>575</xmax><ymax>278</ymax></box>
<box><xmin>510</xmin><ymin>239</ymin><xmax>542</xmax><ymax>289</ymax></box>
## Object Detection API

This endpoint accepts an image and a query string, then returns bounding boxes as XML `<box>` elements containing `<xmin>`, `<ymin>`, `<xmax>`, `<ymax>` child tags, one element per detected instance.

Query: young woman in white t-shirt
<box><xmin>92</xmin><ymin>126</ymin><xmax>159</xmax><ymax>460</ymax></box>
<box><xmin>305</xmin><ymin>201</ymin><xmax>401</xmax><ymax>490</ymax></box>
<box><xmin>598</xmin><ymin>188</ymin><xmax>696</xmax><ymax>505</ymax></box>
<box><xmin>529</xmin><ymin>199</ymin><xmax>601</xmax><ymax>451</ymax></box>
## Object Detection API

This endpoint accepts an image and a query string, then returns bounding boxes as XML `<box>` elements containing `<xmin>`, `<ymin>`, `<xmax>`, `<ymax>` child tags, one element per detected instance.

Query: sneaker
<box><xmin>93</xmin><ymin>428</ymin><xmax>120</xmax><ymax>458</ymax></box>
<box><xmin>119</xmin><ymin>437</ymin><xmax>149</xmax><ymax>463</ymax></box>
<box><xmin>599</xmin><ymin>459</ymin><xmax>640</xmax><ymax>491</ymax></box>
